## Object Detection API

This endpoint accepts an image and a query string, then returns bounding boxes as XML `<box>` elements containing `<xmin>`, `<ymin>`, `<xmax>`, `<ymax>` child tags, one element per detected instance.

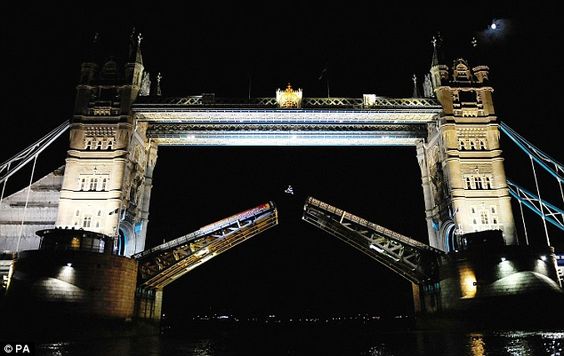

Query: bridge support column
<box><xmin>134</xmin><ymin>287</ymin><xmax>163</xmax><ymax>322</ymax></box>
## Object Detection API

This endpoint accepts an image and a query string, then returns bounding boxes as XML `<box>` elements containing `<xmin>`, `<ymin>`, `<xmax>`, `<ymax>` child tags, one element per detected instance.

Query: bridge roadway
<box><xmin>132</xmin><ymin>96</ymin><xmax>441</xmax><ymax>146</ymax></box>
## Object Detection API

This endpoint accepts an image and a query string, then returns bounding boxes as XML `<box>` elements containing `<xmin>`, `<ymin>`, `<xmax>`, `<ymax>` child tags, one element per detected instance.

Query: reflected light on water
<box><xmin>469</xmin><ymin>334</ymin><xmax>485</xmax><ymax>356</ymax></box>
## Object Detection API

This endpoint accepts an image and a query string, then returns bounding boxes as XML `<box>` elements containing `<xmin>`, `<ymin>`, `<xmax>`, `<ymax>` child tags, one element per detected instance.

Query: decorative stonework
<box><xmin>276</xmin><ymin>83</ymin><xmax>303</xmax><ymax>108</ymax></box>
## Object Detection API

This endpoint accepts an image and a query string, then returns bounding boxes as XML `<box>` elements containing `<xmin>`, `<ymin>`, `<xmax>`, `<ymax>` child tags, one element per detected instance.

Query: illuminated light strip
<box><xmin>132</xmin><ymin>202</ymin><xmax>275</xmax><ymax>259</ymax></box>
<box><xmin>369</xmin><ymin>244</ymin><xmax>385</xmax><ymax>253</ymax></box>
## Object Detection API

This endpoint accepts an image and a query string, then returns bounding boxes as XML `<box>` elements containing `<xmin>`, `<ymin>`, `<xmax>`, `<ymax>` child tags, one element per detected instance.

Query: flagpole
<box><xmin>326</xmin><ymin>68</ymin><xmax>330</xmax><ymax>98</ymax></box>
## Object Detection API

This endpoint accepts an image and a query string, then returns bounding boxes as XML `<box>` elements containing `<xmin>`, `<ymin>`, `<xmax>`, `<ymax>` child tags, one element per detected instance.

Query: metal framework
<box><xmin>134</xmin><ymin>202</ymin><xmax>278</xmax><ymax>289</ymax></box>
<box><xmin>0</xmin><ymin>120</ymin><xmax>69</xmax><ymax>187</ymax></box>
<box><xmin>133</xmin><ymin>104</ymin><xmax>441</xmax><ymax>146</ymax></box>
<box><xmin>135</xmin><ymin>96</ymin><xmax>440</xmax><ymax>109</ymax></box>
<box><xmin>507</xmin><ymin>179</ymin><xmax>564</xmax><ymax>231</ymax></box>
<box><xmin>302</xmin><ymin>197</ymin><xmax>444</xmax><ymax>284</ymax></box>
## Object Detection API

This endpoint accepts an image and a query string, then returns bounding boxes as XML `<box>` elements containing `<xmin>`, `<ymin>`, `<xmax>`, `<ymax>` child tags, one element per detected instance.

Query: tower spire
<box><xmin>431</xmin><ymin>34</ymin><xmax>443</xmax><ymax>67</ymax></box>
<box><xmin>156</xmin><ymin>72</ymin><xmax>162</xmax><ymax>96</ymax></box>
<box><xmin>128</xmin><ymin>27</ymin><xmax>143</xmax><ymax>65</ymax></box>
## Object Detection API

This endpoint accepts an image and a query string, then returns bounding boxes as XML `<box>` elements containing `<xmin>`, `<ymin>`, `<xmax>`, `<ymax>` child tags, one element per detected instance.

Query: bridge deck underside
<box><xmin>302</xmin><ymin>197</ymin><xmax>443</xmax><ymax>284</ymax></box>
<box><xmin>137</xmin><ymin>206</ymin><xmax>278</xmax><ymax>289</ymax></box>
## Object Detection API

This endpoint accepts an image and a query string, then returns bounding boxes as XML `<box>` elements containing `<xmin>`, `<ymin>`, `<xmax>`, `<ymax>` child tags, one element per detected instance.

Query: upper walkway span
<box><xmin>131</xmin><ymin>96</ymin><xmax>441</xmax><ymax>146</ymax></box>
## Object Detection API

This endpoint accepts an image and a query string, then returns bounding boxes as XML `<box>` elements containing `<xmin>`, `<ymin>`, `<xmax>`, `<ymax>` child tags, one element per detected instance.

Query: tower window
<box><xmin>480</xmin><ymin>212</ymin><xmax>489</xmax><ymax>225</ymax></box>
<box><xmin>485</xmin><ymin>177</ymin><xmax>492</xmax><ymax>189</ymax></box>
<box><xmin>97</xmin><ymin>210</ymin><xmax>101</xmax><ymax>216</ymax></box>
<box><xmin>465</xmin><ymin>177</ymin><xmax>472</xmax><ymax>189</ymax></box>
<box><xmin>75</xmin><ymin>210</ymin><xmax>80</xmax><ymax>217</ymax></box>
<box><xmin>473</xmin><ymin>176</ymin><xmax>483</xmax><ymax>189</ymax></box>
<box><xmin>89</xmin><ymin>178</ymin><xmax>98</xmax><ymax>191</ymax></box>
<box><xmin>80</xmin><ymin>178</ymin><xmax>86</xmax><ymax>191</ymax></box>
<box><xmin>491</xmin><ymin>206</ymin><xmax>496</xmax><ymax>214</ymax></box>
<box><xmin>83</xmin><ymin>216</ymin><xmax>92</xmax><ymax>228</ymax></box>
<box><xmin>101</xmin><ymin>178</ymin><xmax>107</xmax><ymax>191</ymax></box>
<box><xmin>458</xmin><ymin>139</ymin><xmax>466</xmax><ymax>150</ymax></box>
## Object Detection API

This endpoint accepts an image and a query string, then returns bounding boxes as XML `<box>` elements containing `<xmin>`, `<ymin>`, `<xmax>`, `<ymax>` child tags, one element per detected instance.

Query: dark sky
<box><xmin>1</xmin><ymin>2</ymin><xmax>562</xmax><ymax>317</ymax></box>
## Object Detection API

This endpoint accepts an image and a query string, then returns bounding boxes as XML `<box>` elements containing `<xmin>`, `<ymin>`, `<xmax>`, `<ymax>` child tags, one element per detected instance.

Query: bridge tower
<box><xmin>417</xmin><ymin>40</ymin><xmax>516</xmax><ymax>251</ymax></box>
<box><xmin>55</xmin><ymin>32</ymin><xmax>157</xmax><ymax>256</ymax></box>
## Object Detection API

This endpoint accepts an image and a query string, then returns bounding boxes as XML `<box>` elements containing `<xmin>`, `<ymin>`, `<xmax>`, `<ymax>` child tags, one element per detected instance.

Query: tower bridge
<box><xmin>1</xmin><ymin>32</ymin><xmax>562</xmax><ymax>326</ymax></box>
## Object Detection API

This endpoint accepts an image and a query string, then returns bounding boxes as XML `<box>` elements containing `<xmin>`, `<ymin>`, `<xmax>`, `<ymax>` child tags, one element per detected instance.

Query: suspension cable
<box><xmin>16</xmin><ymin>154</ymin><xmax>39</xmax><ymax>253</ymax></box>
<box><xmin>0</xmin><ymin>162</ymin><xmax>10</xmax><ymax>205</ymax></box>
<box><xmin>530</xmin><ymin>156</ymin><xmax>550</xmax><ymax>246</ymax></box>
<box><xmin>518</xmin><ymin>199</ymin><xmax>529</xmax><ymax>245</ymax></box>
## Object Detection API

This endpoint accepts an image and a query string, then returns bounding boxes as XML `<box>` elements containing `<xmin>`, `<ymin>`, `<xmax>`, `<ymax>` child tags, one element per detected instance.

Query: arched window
<box><xmin>470</xmin><ymin>140</ymin><xmax>476</xmax><ymax>150</ymax></box>
<box><xmin>83</xmin><ymin>216</ymin><xmax>92</xmax><ymax>228</ymax></box>
<box><xmin>89</xmin><ymin>178</ymin><xmax>98</xmax><ymax>191</ymax></box>
<box><xmin>484</xmin><ymin>177</ymin><xmax>492</xmax><ymax>189</ymax></box>
<box><xmin>474</xmin><ymin>176</ymin><xmax>482</xmax><ymax>189</ymax></box>
<box><xmin>465</xmin><ymin>177</ymin><xmax>472</xmax><ymax>189</ymax></box>
<box><xmin>479</xmin><ymin>140</ymin><xmax>487</xmax><ymax>150</ymax></box>
<box><xmin>459</xmin><ymin>139</ymin><xmax>465</xmax><ymax>150</ymax></box>
<box><xmin>80</xmin><ymin>178</ymin><xmax>86</xmax><ymax>191</ymax></box>
<box><xmin>101</xmin><ymin>178</ymin><xmax>107</xmax><ymax>191</ymax></box>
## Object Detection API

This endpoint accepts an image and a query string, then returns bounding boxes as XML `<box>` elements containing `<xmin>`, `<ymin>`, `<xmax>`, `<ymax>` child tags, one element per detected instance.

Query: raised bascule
<box><xmin>0</xmin><ymin>33</ymin><xmax>562</xmax><ymax>328</ymax></box>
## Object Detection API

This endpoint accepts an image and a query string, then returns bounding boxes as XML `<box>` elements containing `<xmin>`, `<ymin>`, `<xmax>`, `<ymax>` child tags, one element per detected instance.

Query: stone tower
<box><xmin>55</xmin><ymin>32</ymin><xmax>158</xmax><ymax>256</ymax></box>
<box><xmin>417</xmin><ymin>40</ymin><xmax>516</xmax><ymax>251</ymax></box>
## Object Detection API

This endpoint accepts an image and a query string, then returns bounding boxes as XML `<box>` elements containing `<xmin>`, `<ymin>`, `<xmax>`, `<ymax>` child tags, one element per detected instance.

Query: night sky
<box><xmin>1</xmin><ymin>2</ymin><xmax>561</xmax><ymax>317</ymax></box>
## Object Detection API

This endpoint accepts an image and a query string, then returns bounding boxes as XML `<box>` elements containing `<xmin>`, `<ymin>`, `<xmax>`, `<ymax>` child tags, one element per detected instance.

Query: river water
<box><xmin>35</xmin><ymin>324</ymin><xmax>564</xmax><ymax>355</ymax></box>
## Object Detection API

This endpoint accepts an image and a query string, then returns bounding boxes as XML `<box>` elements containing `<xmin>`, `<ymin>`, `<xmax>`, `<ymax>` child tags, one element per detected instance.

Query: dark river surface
<box><xmin>34</xmin><ymin>324</ymin><xmax>564</xmax><ymax>355</ymax></box>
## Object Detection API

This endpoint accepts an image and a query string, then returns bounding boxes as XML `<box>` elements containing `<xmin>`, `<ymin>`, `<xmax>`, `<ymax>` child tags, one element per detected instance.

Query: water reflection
<box><xmin>468</xmin><ymin>333</ymin><xmax>485</xmax><ymax>356</ymax></box>
<box><xmin>36</xmin><ymin>329</ymin><xmax>564</xmax><ymax>356</ymax></box>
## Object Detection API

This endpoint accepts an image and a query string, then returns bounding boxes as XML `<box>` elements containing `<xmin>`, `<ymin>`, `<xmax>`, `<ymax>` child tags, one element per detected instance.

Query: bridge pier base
<box><xmin>413</xmin><ymin>245</ymin><xmax>564</xmax><ymax>328</ymax></box>
<box><xmin>134</xmin><ymin>287</ymin><xmax>163</xmax><ymax>322</ymax></box>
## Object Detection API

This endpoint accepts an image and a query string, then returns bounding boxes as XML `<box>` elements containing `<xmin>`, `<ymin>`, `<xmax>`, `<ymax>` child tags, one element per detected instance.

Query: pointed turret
<box><xmin>470</xmin><ymin>36</ymin><xmax>490</xmax><ymax>84</ymax></box>
<box><xmin>412</xmin><ymin>74</ymin><xmax>421</xmax><ymax>98</ymax></box>
<box><xmin>125</xmin><ymin>29</ymin><xmax>144</xmax><ymax>86</ymax></box>
<box><xmin>156</xmin><ymin>72</ymin><xmax>162</xmax><ymax>96</ymax></box>
<box><xmin>429</xmin><ymin>34</ymin><xmax>449</xmax><ymax>90</ymax></box>
<box><xmin>79</xmin><ymin>33</ymin><xmax>101</xmax><ymax>84</ymax></box>
<box><xmin>431</xmin><ymin>36</ymin><xmax>440</xmax><ymax>68</ymax></box>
